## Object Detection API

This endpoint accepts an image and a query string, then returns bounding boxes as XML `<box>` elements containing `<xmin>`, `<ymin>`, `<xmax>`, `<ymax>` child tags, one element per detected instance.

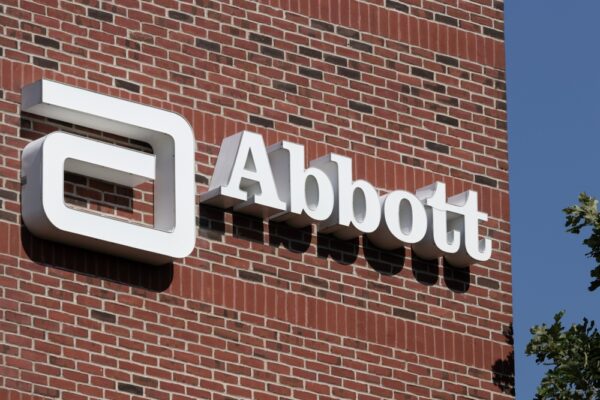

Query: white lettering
<box><xmin>200</xmin><ymin>131</ymin><xmax>285</xmax><ymax>217</ymax></box>
<box><xmin>201</xmin><ymin>132</ymin><xmax>493</xmax><ymax>267</ymax></box>
<box><xmin>368</xmin><ymin>190</ymin><xmax>428</xmax><ymax>250</ymax></box>
<box><xmin>268</xmin><ymin>141</ymin><xmax>335</xmax><ymax>227</ymax></box>
<box><xmin>412</xmin><ymin>183</ymin><xmax>461</xmax><ymax>259</ymax></box>
<box><xmin>21</xmin><ymin>80</ymin><xmax>493</xmax><ymax>268</ymax></box>
<box><xmin>445</xmin><ymin>190</ymin><xmax>492</xmax><ymax>265</ymax></box>
<box><xmin>312</xmin><ymin>154</ymin><xmax>381</xmax><ymax>240</ymax></box>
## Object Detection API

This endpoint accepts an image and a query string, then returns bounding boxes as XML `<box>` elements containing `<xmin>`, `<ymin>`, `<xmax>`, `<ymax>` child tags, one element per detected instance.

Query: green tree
<box><xmin>525</xmin><ymin>193</ymin><xmax>600</xmax><ymax>399</ymax></box>
<box><xmin>564</xmin><ymin>193</ymin><xmax>600</xmax><ymax>292</ymax></box>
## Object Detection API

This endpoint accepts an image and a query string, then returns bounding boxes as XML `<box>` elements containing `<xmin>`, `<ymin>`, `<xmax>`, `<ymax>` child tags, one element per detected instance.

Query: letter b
<box><xmin>312</xmin><ymin>154</ymin><xmax>381</xmax><ymax>239</ymax></box>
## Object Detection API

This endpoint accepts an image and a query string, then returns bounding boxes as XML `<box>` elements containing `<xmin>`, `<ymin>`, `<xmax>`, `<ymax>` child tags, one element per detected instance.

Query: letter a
<box><xmin>200</xmin><ymin>131</ymin><xmax>286</xmax><ymax>217</ymax></box>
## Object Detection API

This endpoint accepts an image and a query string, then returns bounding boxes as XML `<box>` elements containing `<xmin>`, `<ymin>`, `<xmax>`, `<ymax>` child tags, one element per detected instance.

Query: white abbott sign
<box><xmin>20</xmin><ymin>80</ymin><xmax>491</xmax><ymax>267</ymax></box>
<box><xmin>200</xmin><ymin>132</ymin><xmax>491</xmax><ymax>266</ymax></box>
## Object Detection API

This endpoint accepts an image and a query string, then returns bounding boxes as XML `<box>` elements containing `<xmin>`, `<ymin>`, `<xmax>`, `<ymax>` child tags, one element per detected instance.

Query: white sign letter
<box><xmin>268</xmin><ymin>141</ymin><xmax>334</xmax><ymax>227</ymax></box>
<box><xmin>412</xmin><ymin>182</ymin><xmax>461</xmax><ymax>260</ymax></box>
<box><xmin>21</xmin><ymin>80</ymin><xmax>196</xmax><ymax>265</ymax></box>
<box><xmin>312</xmin><ymin>154</ymin><xmax>381</xmax><ymax>240</ymax></box>
<box><xmin>368</xmin><ymin>190</ymin><xmax>428</xmax><ymax>250</ymax></box>
<box><xmin>445</xmin><ymin>191</ymin><xmax>492</xmax><ymax>265</ymax></box>
<box><xmin>200</xmin><ymin>131</ymin><xmax>285</xmax><ymax>217</ymax></box>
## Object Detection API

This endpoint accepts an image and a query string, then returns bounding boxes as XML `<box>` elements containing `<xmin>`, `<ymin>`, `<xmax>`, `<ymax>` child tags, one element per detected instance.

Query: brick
<box><xmin>118</xmin><ymin>383</ymin><xmax>143</xmax><ymax>395</ymax></box>
<box><xmin>299</xmin><ymin>46</ymin><xmax>322</xmax><ymax>59</ymax></box>
<box><xmin>114</xmin><ymin>79</ymin><xmax>140</xmax><ymax>93</ymax></box>
<box><xmin>273</xmin><ymin>81</ymin><xmax>297</xmax><ymax>93</ymax></box>
<box><xmin>348</xmin><ymin>101</ymin><xmax>373</xmax><ymax>114</ymax></box>
<box><xmin>34</xmin><ymin>35</ymin><xmax>60</xmax><ymax>49</ymax></box>
<box><xmin>249</xmin><ymin>33</ymin><xmax>272</xmax><ymax>45</ymax></box>
<box><xmin>325</xmin><ymin>54</ymin><xmax>347</xmax><ymax>66</ymax></box>
<box><xmin>478</xmin><ymin>277</ymin><xmax>500</xmax><ymax>289</ymax></box>
<box><xmin>88</xmin><ymin>8</ymin><xmax>113</xmax><ymax>23</ymax></box>
<box><xmin>133</xmin><ymin>375</ymin><xmax>158</xmax><ymax>388</ymax></box>
<box><xmin>402</xmin><ymin>155</ymin><xmax>423</xmax><ymax>167</ymax></box>
<box><xmin>436</xmin><ymin>54</ymin><xmax>459</xmax><ymax>67</ymax></box>
<box><xmin>484</xmin><ymin>27</ymin><xmax>504</xmax><ymax>40</ymax></box>
<box><xmin>385</xmin><ymin>0</ymin><xmax>409</xmax><ymax>12</ymax></box>
<box><xmin>436</xmin><ymin>114</ymin><xmax>459</xmax><ymax>127</ymax></box>
<box><xmin>249</xmin><ymin>115</ymin><xmax>274</xmax><ymax>128</ymax></box>
<box><xmin>195</xmin><ymin>174</ymin><xmax>208</xmax><ymax>184</ymax></box>
<box><xmin>33</xmin><ymin>57</ymin><xmax>58</xmax><ymax>70</ymax></box>
<box><xmin>349</xmin><ymin>40</ymin><xmax>373</xmax><ymax>53</ymax></box>
<box><xmin>91</xmin><ymin>310</ymin><xmax>116</xmax><ymax>323</ymax></box>
<box><xmin>338</xmin><ymin>66</ymin><xmax>360</xmax><ymax>79</ymax></box>
<box><xmin>393</xmin><ymin>308</ymin><xmax>416</xmax><ymax>320</ymax></box>
<box><xmin>196</xmin><ymin>38</ymin><xmax>221</xmax><ymax>52</ymax></box>
<box><xmin>289</xmin><ymin>115</ymin><xmax>313</xmax><ymax>128</ymax></box>
<box><xmin>239</xmin><ymin>270</ymin><xmax>263</xmax><ymax>283</ymax></box>
<box><xmin>336</xmin><ymin>26</ymin><xmax>359</xmax><ymax>39</ymax></box>
<box><xmin>0</xmin><ymin>189</ymin><xmax>17</xmax><ymax>201</ymax></box>
<box><xmin>168</xmin><ymin>10</ymin><xmax>193</xmax><ymax>23</ymax></box>
<box><xmin>435</xmin><ymin>14</ymin><xmax>458</xmax><ymax>27</ymax></box>
<box><xmin>260</xmin><ymin>45</ymin><xmax>284</xmax><ymax>59</ymax></box>
<box><xmin>424</xmin><ymin>82</ymin><xmax>446</xmax><ymax>94</ymax></box>
<box><xmin>475</xmin><ymin>175</ymin><xmax>498</xmax><ymax>188</ymax></box>
<box><xmin>426</xmin><ymin>141</ymin><xmax>449</xmax><ymax>154</ymax></box>
<box><xmin>310</xmin><ymin>20</ymin><xmax>334</xmax><ymax>33</ymax></box>
<box><xmin>299</xmin><ymin>67</ymin><xmax>323</xmax><ymax>79</ymax></box>
<box><xmin>412</xmin><ymin>67</ymin><xmax>434</xmax><ymax>80</ymax></box>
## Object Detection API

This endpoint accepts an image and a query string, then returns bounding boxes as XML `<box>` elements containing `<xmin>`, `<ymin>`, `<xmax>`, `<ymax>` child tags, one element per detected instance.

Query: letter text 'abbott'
<box><xmin>201</xmin><ymin>131</ymin><xmax>492</xmax><ymax>267</ymax></box>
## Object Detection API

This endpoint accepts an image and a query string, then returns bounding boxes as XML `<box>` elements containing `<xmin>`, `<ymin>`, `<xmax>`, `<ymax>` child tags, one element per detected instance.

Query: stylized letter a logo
<box><xmin>21</xmin><ymin>80</ymin><xmax>196</xmax><ymax>265</ymax></box>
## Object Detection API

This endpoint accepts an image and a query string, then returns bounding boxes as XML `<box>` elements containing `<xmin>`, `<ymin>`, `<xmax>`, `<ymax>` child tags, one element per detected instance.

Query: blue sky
<box><xmin>506</xmin><ymin>0</ymin><xmax>600</xmax><ymax>396</ymax></box>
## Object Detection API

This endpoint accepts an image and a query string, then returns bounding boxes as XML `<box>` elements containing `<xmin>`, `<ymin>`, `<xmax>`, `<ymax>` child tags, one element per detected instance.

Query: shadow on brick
<box><xmin>363</xmin><ymin>235</ymin><xmax>405</xmax><ymax>275</ymax></box>
<box><xmin>409</xmin><ymin>253</ymin><xmax>471</xmax><ymax>293</ymax></box>
<box><xmin>198</xmin><ymin>204</ymin><xmax>471</xmax><ymax>293</ymax></box>
<box><xmin>20</xmin><ymin>223</ymin><xmax>174</xmax><ymax>292</ymax></box>
<box><xmin>492</xmin><ymin>324</ymin><xmax>515</xmax><ymax>396</ymax></box>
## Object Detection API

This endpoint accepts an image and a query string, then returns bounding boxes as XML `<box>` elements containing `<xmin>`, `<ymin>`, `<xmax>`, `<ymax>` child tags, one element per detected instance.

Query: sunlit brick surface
<box><xmin>0</xmin><ymin>1</ymin><xmax>512</xmax><ymax>399</ymax></box>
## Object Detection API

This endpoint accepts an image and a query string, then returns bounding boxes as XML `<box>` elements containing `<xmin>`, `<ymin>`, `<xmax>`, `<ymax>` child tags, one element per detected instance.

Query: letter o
<box><xmin>368</xmin><ymin>190</ymin><xmax>427</xmax><ymax>250</ymax></box>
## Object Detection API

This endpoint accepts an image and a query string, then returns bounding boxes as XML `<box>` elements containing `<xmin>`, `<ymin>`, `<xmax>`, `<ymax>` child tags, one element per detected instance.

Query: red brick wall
<box><xmin>0</xmin><ymin>0</ymin><xmax>512</xmax><ymax>399</ymax></box>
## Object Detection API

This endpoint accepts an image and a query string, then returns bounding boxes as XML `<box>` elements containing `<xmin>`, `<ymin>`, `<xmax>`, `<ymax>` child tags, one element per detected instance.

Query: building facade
<box><xmin>0</xmin><ymin>1</ymin><xmax>512</xmax><ymax>399</ymax></box>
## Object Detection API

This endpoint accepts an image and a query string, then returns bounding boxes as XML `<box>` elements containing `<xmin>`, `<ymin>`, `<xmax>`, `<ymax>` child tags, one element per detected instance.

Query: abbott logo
<box><xmin>20</xmin><ymin>80</ymin><xmax>491</xmax><ymax>268</ymax></box>
<box><xmin>21</xmin><ymin>80</ymin><xmax>196</xmax><ymax>265</ymax></box>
